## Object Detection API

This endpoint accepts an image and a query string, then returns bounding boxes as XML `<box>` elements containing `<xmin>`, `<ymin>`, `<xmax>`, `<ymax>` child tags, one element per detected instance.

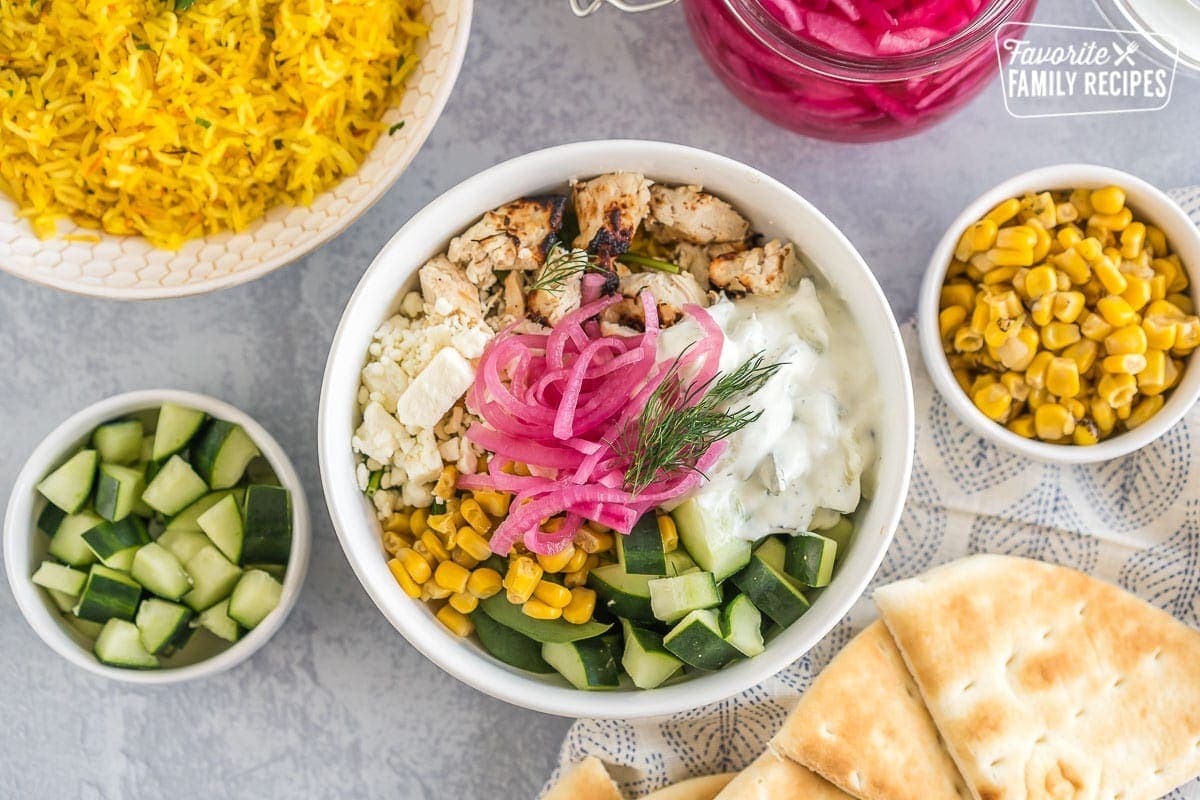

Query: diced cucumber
<box><xmin>82</xmin><ymin>517</ymin><xmax>150</xmax><ymax>571</ymax></box>
<box><xmin>36</xmin><ymin>449</ymin><xmax>98</xmax><ymax>513</ymax></box>
<box><xmin>227</xmin><ymin>569</ymin><xmax>282</xmax><ymax>629</ymax></box>
<box><xmin>721</xmin><ymin>593</ymin><xmax>765</xmax><ymax>657</ymax></box>
<box><xmin>197</xmin><ymin>494</ymin><xmax>243</xmax><ymax>564</ymax></box>
<box><xmin>135</xmin><ymin>598</ymin><xmax>193</xmax><ymax>654</ymax></box>
<box><xmin>588</xmin><ymin>563</ymin><xmax>655</xmax><ymax>623</ymax></box>
<box><xmin>156</xmin><ymin>529</ymin><xmax>213</xmax><ymax>565</ymax></box>
<box><xmin>244</xmin><ymin>563</ymin><xmax>286</xmax><ymax>581</ymax></box>
<box><xmin>37</xmin><ymin>503</ymin><xmax>67</xmax><ymax>536</ymax></box>
<box><xmin>243</xmin><ymin>457</ymin><xmax>281</xmax><ymax>486</ymax></box>
<box><xmin>821</xmin><ymin>517</ymin><xmax>854</xmax><ymax>563</ymax></box>
<box><xmin>69</xmin><ymin>615</ymin><xmax>105</xmax><ymax>639</ymax></box>
<box><xmin>141</xmin><ymin>455</ymin><xmax>209</xmax><ymax>516</ymax></box>
<box><xmin>139</xmin><ymin>435</ymin><xmax>154</xmax><ymax>463</ymax></box>
<box><xmin>649</xmin><ymin>571</ymin><xmax>721</xmax><ymax>624</ymax></box>
<box><xmin>240</xmin><ymin>485</ymin><xmax>292</xmax><ymax>565</ymax></box>
<box><xmin>663</xmin><ymin>609</ymin><xmax>741</xmax><ymax>671</ymax></box>
<box><xmin>196</xmin><ymin>598</ymin><xmax>242</xmax><ymax>642</ymax></box>
<box><xmin>665</xmin><ymin>549</ymin><xmax>697</xmax><ymax>576</ymax></box>
<box><xmin>671</xmin><ymin>495</ymin><xmax>752</xmax><ymax>582</ymax></box>
<box><xmin>47</xmin><ymin>511</ymin><xmax>103</xmax><ymax>567</ymax></box>
<box><xmin>48</xmin><ymin>588</ymin><xmax>78</xmax><ymax>613</ymax></box>
<box><xmin>616</xmin><ymin>514</ymin><xmax>668</xmax><ymax>575</ymax></box>
<box><xmin>182</xmin><ymin>545</ymin><xmax>242</xmax><ymax>612</ymax></box>
<box><xmin>621</xmin><ymin>620</ymin><xmax>683</xmax><ymax>689</ymax></box>
<box><xmin>94</xmin><ymin>619</ymin><xmax>158</xmax><ymax>669</ymax></box>
<box><xmin>152</xmin><ymin>403</ymin><xmax>206</xmax><ymax>461</ymax></box>
<box><xmin>732</xmin><ymin>546</ymin><xmax>811</xmax><ymax>628</ymax></box>
<box><xmin>754</xmin><ymin>536</ymin><xmax>787</xmax><ymax>573</ymax></box>
<box><xmin>785</xmin><ymin>532</ymin><xmax>838</xmax><ymax>588</ymax></box>
<box><xmin>164</xmin><ymin>489</ymin><xmax>240</xmax><ymax>533</ymax></box>
<box><xmin>130</xmin><ymin>542</ymin><xmax>192</xmax><ymax>601</ymax></box>
<box><xmin>93</xmin><ymin>463</ymin><xmax>145</xmax><ymax>522</ymax></box>
<box><xmin>192</xmin><ymin>421</ymin><xmax>260</xmax><ymax>490</ymax></box>
<box><xmin>74</xmin><ymin>565</ymin><xmax>142</xmax><ymax>623</ymax></box>
<box><xmin>477</xmin><ymin>594</ymin><xmax>611</xmax><ymax>643</ymax></box>
<box><xmin>542</xmin><ymin>639</ymin><xmax>621</xmax><ymax>690</ymax></box>
<box><xmin>91</xmin><ymin>419</ymin><xmax>143</xmax><ymax>465</ymax></box>
<box><xmin>31</xmin><ymin>561</ymin><xmax>87</xmax><ymax>597</ymax></box>
<box><xmin>470</xmin><ymin>609</ymin><xmax>553</xmax><ymax>673</ymax></box>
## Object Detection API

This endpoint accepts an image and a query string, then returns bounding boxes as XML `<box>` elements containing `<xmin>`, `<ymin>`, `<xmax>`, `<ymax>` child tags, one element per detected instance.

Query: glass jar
<box><xmin>683</xmin><ymin>0</ymin><xmax>1038</xmax><ymax>142</ymax></box>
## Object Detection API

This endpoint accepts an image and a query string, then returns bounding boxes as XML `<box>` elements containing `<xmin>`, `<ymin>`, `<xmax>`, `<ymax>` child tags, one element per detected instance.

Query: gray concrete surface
<box><xmin>1</xmin><ymin>0</ymin><xmax>1198</xmax><ymax>797</ymax></box>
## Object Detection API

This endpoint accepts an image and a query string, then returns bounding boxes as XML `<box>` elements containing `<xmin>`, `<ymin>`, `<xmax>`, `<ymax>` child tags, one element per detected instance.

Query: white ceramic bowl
<box><xmin>918</xmin><ymin>164</ymin><xmax>1200</xmax><ymax>465</ymax></box>
<box><xmin>0</xmin><ymin>0</ymin><xmax>470</xmax><ymax>299</ymax></box>
<box><xmin>318</xmin><ymin>140</ymin><xmax>915</xmax><ymax>718</ymax></box>
<box><xmin>4</xmin><ymin>389</ymin><xmax>311</xmax><ymax>683</ymax></box>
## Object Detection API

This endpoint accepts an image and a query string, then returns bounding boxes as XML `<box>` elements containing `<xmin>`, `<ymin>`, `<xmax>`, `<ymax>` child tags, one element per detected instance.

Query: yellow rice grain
<box><xmin>0</xmin><ymin>0</ymin><xmax>426</xmax><ymax>249</ymax></box>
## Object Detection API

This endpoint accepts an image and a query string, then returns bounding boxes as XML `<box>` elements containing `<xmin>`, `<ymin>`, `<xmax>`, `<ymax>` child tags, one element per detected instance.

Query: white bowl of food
<box><xmin>919</xmin><ymin>164</ymin><xmax>1200</xmax><ymax>464</ymax></box>
<box><xmin>4</xmin><ymin>389</ymin><xmax>310</xmax><ymax>683</ymax></box>
<box><xmin>318</xmin><ymin>140</ymin><xmax>914</xmax><ymax>718</ymax></box>
<box><xmin>0</xmin><ymin>0</ymin><xmax>470</xmax><ymax>299</ymax></box>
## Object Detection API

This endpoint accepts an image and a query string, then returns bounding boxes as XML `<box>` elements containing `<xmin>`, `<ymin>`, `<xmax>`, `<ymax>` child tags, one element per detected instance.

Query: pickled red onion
<box><xmin>460</xmin><ymin>293</ymin><xmax>725</xmax><ymax>555</ymax></box>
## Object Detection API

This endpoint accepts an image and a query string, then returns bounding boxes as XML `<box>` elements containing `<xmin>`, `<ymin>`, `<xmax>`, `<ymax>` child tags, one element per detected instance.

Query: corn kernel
<box><xmin>426</xmin><ymin>512</ymin><xmax>457</xmax><ymax>537</ymax></box>
<box><xmin>436</xmin><ymin>605</ymin><xmax>473</xmax><ymax>637</ymax></box>
<box><xmin>997</xmin><ymin>326</ymin><xmax>1039</xmax><ymax>371</ymax></box>
<box><xmin>457</xmin><ymin>499</ymin><xmax>492</xmax><ymax>535</ymax></box>
<box><xmin>472</xmin><ymin>490</ymin><xmax>511</xmax><ymax>518</ymax></box>
<box><xmin>997</xmin><ymin>225</ymin><xmax>1038</xmax><ymax>251</ymax></box>
<box><xmin>467</xmin><ymin>567</ymin><xmax>503</xmax><ymax>599</ymax></box>
<box><xmin>1001</xmin><ymin>371</ymin><xmax>1031</xmax><ymax>402</ymax></box>
<box><xmin>1098</xmin><ymin>373</ymin><xmax>1138</xmax><ymax>407</ymax></box>
<box><xmin>503</xmin><ymin>556</ymin><xmax>543</xmax><ymax>604</ymax></box>
<box><xmin>940</xmin><ymin>282</ymin><xmax>978</xmax><ymax>309</ymax></box>
<box><xmin>939</xmin><ymin>305</ymin><xmax>968</xmax><ymax>339</ymax></box>
<box><xmin>455</xmin><ymin>527</ymin><xmax>493</xmax><ymax>562</ymax></box>
<box><xmin>1080</xmin><ymin>312</ymin><xmax>1115</xmax><ymax>342</ymax></box>
<box><xmin>1041</xmin><ymin>322</ymin><xmax>1081</xmax><ymax>351</ymax></box>
<box><xmin>537</xmin><ymin>545</ymin><xmax>578</xmax><ymax>574</ymax></box>
<box><xmin>955</xmin><ymin>220</ymin><xmax>1000</xmax><ymax>261</ymax></box>
<box><xmin>562</xmin><ymin>547</ymin><xmax>589</xmax><ymax>574</ymax></box>
<box><xmin>433</xmin><ymin>465</ymin><xmax>458</xmax><ymax>500</ymax></box>
<box><xmin>1115</xmin><ymin>400</ymin><xmax>1132</xmax><ymax>421</ymax></box>
<box><xmin>1035</xmin><ymin>403</ymin><xmax>1075</xmax><ymax>440</ymax></box>
<box><xmin>1024</xmin><ymin>265</ymin><xmax>1057</xmax><ymax>298</ymax></box>
<box><xmin>562</xmin><ymin>587</ymin><xmax>597</xmax><ymax>625</ymax></box>
<box><xmin>1062</xmin><ymin>339</ymin><xmax>1100</xmax><ymax>374</ymax></box>
<box><xmin>1097</xmin><ymin>295</ymin><xmax>1137</xmax><ymax>327</ymax></box>
<box><xmin>434</xmin><ymin>561</ymin><xmax>471</xmax><ymax>594</ymax></box>
<box><xmin>522</xmin><ymin>599</ymin><xmax>562</xmax><ymax>621</ymax></box>
<box><xmin>387</xmin><ymin>558</ymin><xmax>421</xmax><ymax>598</ymax></box>
<box><xmin>533</xmin><ymin>580</ymin><xmax>572</xmax><ymax>609</ymax></box>
<box><xmin>1091</xmin><ymin>185</ymin><xmax>1125</xmax><ymax>216</ymax></box>
<box><xmin>1052</xmin><ymin>291</ymin><xmax>1086</xmax><ymax>323</ymax></box>
<box><xmin>563</xmin><ymin>569</ymin><xmax>589</xmax><ymax>588</ymax></box>
<box><xmin>1150</xmin><ymin>274</ymin><xmax>1168</xmax><ymax>302</ymax></box>
<box><xmin>577</xmin><ymin>528</ymin><xmax>614</xmax><ymax>554</ymax></box>
<box><xmin>1064</xmin><ymin>397</ymin><xmax>1087</xmax><ymax>420</ymax></box>
<box><xmin>1120</xmin><ymin>222</ymin><xmax>1146</xmax><ymax>260</ymax></box>
<box><xmin>1137</xmin><ymin>349</ymin><xmax>1168</xmax><ymax>395</ymax></box>
<box><xmin>1073</xmin><ymin>420</ymin><xmax>1100</xmax><ymax>446</ymax></box>
<box><xmin>1174</xmin><ymin>318</ymin><xmax>1200</xmax><ymax>353</ymax></box>
<box><xmin>1127</xmin><ymin>395</ymin><xmax>1165</xmax><ymax>430</ymax></box>
<box><xmin>451</xmin><ymin>549</ymin><xmax>479</xmax><ymax>570</ymax></box>
<box><xmin>1168</xmin><ymin>293</ymin><xmax>1195</xmax><ymax>315</ymax></box>
<box><xmin>1051</xmin><ymin>248</ymin><xmax>1090</xmax><ymax>284</ymax></box>
<box><xmin>449</xmin><ymin>591</ymin><xmax>478</xmax><ymax>615</ymax></box>
<box><xmin>1025</xmin><ymin>351</ymin><xmax>1055</xmax><ymax>389</ymax></box>
<box><xmin>1104</xmin><ymin>324</ymin><xmax>1148</xmax><ymax>356</ymax></box>
<box><xmin>1122</xmin><ymin>275</ymin><xmax>1152</xmax><ymax>311</ymax></box>
<box><xmin>985</xmin><ymin>198</ymin><xmax>1021</xmax><ymax>226</ymax></box>
<box><xmin>986</xmin><ymin>248</ymin><xmax>1034</xmax><ymax>268</ymax></box>
<box><xmin>971</xmin><ymin>373</ymin><xmax>998</xmax><ymax>396</ymax></box>
<box><xmin>1092</xmin><ymin>398</ymin><xmax>1116</xmax><ymax>436</ymax></box>
<box><xmin>384</xmin><ymin>512</ymin><xmax>412</xmax><ymax>535</ymax></box>
<box><xmin>420</xmin><ymin>530</ymin><xmax>451</xmax><ymax>562</ymax></box>
<box><xmin>1029</xmin><ymin>294</ymin><xmax>1055</xmax><ymax>327</ymax></box>
<box><xmin>1092</xmin><ymin>256</ymin><xmax>1128</xmax><ymax>295</ymax></box>
<box><xmin>1166</xmin><ymin>358</ymin><xmax>1184</xmax><ymax>389</ymax></box>
<box><xmin>1075</xmin><ymin>237</ymin><xmax>1104</xmax><ymax>263</ymax></box>
<box><xmin>984</xmin><ymin>318</ymin><xmax>1021</xmax><ymax>349</ymax></box>
<box><xmin>1056</xmin><ymin>203</ymin><xmax>1080</xmax><ymax>225</ymax></box>
<box><xmin>657</xmin><ymin>515</ymin><xmax>679</xmax><ymax>552</ymax></box>
<box><xmin>382</xmin><ymin>530</ymin><xmax>411</xmax><ymax>556</ymax></box>
<box><xmin>409</xmin><ymin>508</ymin><xmax>428</xmax><ymax>537</ymax></box>
<box><xmin>1029</xmin><ymin>219</ymin><xmax>1053</xmax><ymax>262</ymax></box>
<box><xmin>1145</xmin><ymin>225</ymin><xmax>1168</xmax><ymax>257</ymax></box>
<box><xmin>422</xmin><ymin>582</ymin><xmax>452</xmax><ymax>601</ymax></box>
<box><xmin>1027</xmin><ymin>386</ymin><xmax>1049</xmax><ymax>410</ymax></box>
<box><xmin>1102</xmin><ymin>353</ymin><xmax>1147</xmax><ymax>374</ymax></box>
<box><xmin>1008</xmin><ymin>415</ymin><xmax>1036</xmax><ymax>438</ymax></box>
<box><xmin>973</xmin><ymin>383</ymin><xmax>1012</xmax><ymax>422</ymax></box>
<box><xmin>1091</xmin><ymin>208</ymin><xmax>1133</xmax><ymax>232</ymax></box>
<box><xmin>1046</xmin><ymin>357</ymin><xmax>1081</xmax><ymax>398</ymax></box>
<box><xmin>397</xmin><ymin>547</ymin><xmax>432</xmax><ymax>584</ymax></box>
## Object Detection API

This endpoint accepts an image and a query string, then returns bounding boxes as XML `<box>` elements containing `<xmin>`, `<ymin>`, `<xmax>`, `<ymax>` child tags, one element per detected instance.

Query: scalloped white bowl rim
<box><xmin>318</xmin><ymin>139</ymin><xmax>915</xmax><ymax>719</ymax></box>
<box><xmin>4</xmin><ymin>389</ymin><xmax>311</xmax><ymax>684</ymax></box>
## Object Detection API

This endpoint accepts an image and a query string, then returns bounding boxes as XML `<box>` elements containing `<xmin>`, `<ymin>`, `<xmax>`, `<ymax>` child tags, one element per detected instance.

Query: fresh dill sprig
<box><xmin>527</xmin><ymin>245</ymin><xmax>594</xmax><ymax>294</ymax></box>
<box><xmin>617</xmin><ymin>350</ymin><xmax>786</xmax><ymax>494</ymax></box>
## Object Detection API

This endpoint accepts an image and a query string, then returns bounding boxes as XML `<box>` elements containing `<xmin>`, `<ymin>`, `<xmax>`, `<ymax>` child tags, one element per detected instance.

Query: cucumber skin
<box><xmin>37</xmin><ymin>504</ymin><xmax>67</xmax><ymax>536</ymax></box>
<box><xmin>478</xmin><ymin>594</ymin><xmax>612</xmax><ymax>644</ymax></box>
<box><xmin>471</xmin><ymin>610</ymin><xmax>554</xmax><ymax>673</ymax></box>
<box><xmin>617</xmin><ymin>515</ymin><xmax>667</xmax><ymax>575</ymax></box>
<box><xmin>74</xmin><ymin>568</ymin><xmax>142</xmax><ymax>624</ymax></box>
<box><xmin>587</xmin><ymin>567</ymin><xmax>656</xmax><ymax>624</ymax></box>
<box><xmin>784</xmin><ymin>534</ymin><xmax>837</xmax><ymax>588</ymax></box>
<box><xmin>192</xmin><ymin>420</ymin><xmax>258</xmax><ymax>489</ymax></box>
<box><xmin>731</xmin><ymin>560</ymin><xmax>810</xmax><ymax>628</ymax></box>
<box><xmin>663</xmin><ymin>611</ymin><xmax>740</xmax><ymax>671</ymax></box>
<box><xmin>542</xmin><ymin>638</ymin><xmax>621</xmax><ymax>690</ymax></box>
<box><xmin>241</xmin><ymin>485</ymin><xmax>292</xmax><ymax>565</ymax></box>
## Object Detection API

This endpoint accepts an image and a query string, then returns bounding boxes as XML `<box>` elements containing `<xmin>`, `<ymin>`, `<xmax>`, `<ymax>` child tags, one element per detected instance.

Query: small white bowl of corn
<box><xmin>919</xmin><ymin>164</ymin><xmax>1200</xmax><ymax>464</ymax></box>
<box><xmin>3</xmin><ymin>389</ymin><xmax>310</xmax><ymax>683</ymax></box>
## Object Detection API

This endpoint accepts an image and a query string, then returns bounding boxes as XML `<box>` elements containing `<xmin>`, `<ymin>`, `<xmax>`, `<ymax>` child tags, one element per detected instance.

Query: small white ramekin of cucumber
<box><xmin>4</xmin><ymin>390</ymin><xmax>310</xmax><ymax>683</ymax></box>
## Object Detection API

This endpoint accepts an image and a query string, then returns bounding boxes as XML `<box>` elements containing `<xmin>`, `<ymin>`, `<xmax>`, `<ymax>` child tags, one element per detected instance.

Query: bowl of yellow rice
<box><xmin>0</xmin><ymin>0</ymin><xmax>470</xmax><ymax>298</ymax></box>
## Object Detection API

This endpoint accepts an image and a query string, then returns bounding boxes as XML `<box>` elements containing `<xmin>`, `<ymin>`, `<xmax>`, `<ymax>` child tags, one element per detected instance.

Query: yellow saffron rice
<box><xmin>0</xmin><ymin>0</ymin><xmax>427</xmax><ymax>249</ymax></box>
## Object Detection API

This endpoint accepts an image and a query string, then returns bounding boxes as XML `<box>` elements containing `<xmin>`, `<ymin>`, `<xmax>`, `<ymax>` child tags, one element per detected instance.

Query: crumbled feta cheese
<box><xmin>400</xmin><ymin>291</ymin><xmax>423</xmax><ymax>318</ymax></box>
<box><xmin>403</xmin><ymin>427</ymin><xmax>443</xmax><ymax>486</ymax></box>
<box><xmin>355</xmin><ymin>463</ymin><xmax>369</xmax><ymax>491</ymax></box>
<box><xmin>373</xmin><ymin>488</ymin><xmax>397</xmax><ymax>517</ymax></box>
<box><xmin>395</xmin><ymin>347</ymin><xmax>476</xmax><ymax>430</ymax></box>
<box><xmin>352</xmin><ymin>401</ymin><xmax>409</xmax><ymax>465</ymax></box>
<box><xmin>361</xmin><ymin>360</ymin><xmax>410</xmax><ymax>413</ymax></box>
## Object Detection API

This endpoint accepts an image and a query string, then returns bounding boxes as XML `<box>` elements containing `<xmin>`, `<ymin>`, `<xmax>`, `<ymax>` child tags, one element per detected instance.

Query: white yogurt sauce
<box><xmin>658</xmin><ymin>278</ymin><xmax>880</xmax><ymax>539</ymax></box>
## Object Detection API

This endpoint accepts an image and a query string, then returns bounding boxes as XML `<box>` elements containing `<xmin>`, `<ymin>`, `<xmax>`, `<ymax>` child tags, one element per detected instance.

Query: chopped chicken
<box><xmin>527</xmin><ymin>271</ymin><xmax>582</xmax><ymax>327</ymax></box>
<box><xmin>447</xmin><ymin>195</ymin><xmax>566</xmax><ymax>287</ymax></box>
<box><xmin>502</xmin><ymin>270</ymin><xmax>526</xmax><ymax>321</ymax></box>
<box><xmin>708</xmin><ymin>239</ymin><xmax>796</xmax><ymax>295</ymax></box>
<box><xmin>602</xmin><ymin>271</ymin><xmax>709</xmax><ymax>328</ymax></box>
<box><xmin>673</xmin><ymin>241</ymin><xmax>747</xmax><ymax>287</ymax></box>
<box><xmin>572</xmin><ymin>172</ymin><xmax>651</xmax><ymax>258</ymax></box>
<box><xmin>646</xmin><ymin>184</ymin><xmax>750</xmax><ymax>245</ymax></box>
<box><xmin>419</xmin><ymin>255</ymin><xmax>484</xmax><ymax>321</ymax></box>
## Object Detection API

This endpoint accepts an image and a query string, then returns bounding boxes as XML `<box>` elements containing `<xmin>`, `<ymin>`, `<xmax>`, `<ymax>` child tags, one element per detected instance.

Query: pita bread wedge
<box><xmin>713</xmin><ymin>748</ymin><xmax>855</xmax><ymax>800</ymax></box>
<box><xmin>641</xmin><ymin>773</ymin><xmax>736</xmax><ymax>800</ymax></box>
<box><xmin>772</xmin><ymin>621</ymin><xmax>971</xmax><ymax>800</ymax></box>
<box><xmin>875</xmin><ymin>554</ymin><xmax>1200</xmax><ymax>800</ymax></box>
<box><xmin>543</xmin><ymin>756</ymin><xmax>624</xmax><ymax>800</ymax></box>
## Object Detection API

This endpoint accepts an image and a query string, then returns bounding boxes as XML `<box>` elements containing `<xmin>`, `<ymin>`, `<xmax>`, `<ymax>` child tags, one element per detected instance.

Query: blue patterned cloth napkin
<box><xmin>548</xmin><ymin>187</ymin><xmax>1200</xmax><ymax>799</ymax></box>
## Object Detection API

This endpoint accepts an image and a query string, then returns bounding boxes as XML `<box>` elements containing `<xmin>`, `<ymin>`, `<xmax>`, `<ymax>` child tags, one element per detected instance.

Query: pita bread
<box><xmin>543</xmin><ymin>756</ymin><xmax>624</xmax><ymax>800</ymax></box>
<box><xmin>713</xmin><ymin>748</ymin><xmax>855</xmax><ymax>800</ymax></box>
<box><xmin>641</xmin><ymin>773</ymin><xmax>736</xmax><ymax>800</ymax></box>
<box><xmin>875</xmin><ymin>554</ymin><xmax>1200</xmax><ymax>800</ymax></box>
<box><xmin>771</xmin><ymin>621</ymin><xmax>970</xmax><ymax>800</ymax></box>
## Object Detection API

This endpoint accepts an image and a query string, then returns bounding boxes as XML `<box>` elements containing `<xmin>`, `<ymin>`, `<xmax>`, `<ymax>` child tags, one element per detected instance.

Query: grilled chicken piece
<box><xmin>602</xmin><ymin>271</ymin><xmax>709</xmax><ymax>328</ymax></box>
<box><xmin>673</xmin><ymin>241</ymin><xmax>747</xmax><ymax>287</ymax></box>
<box><xmin>447</xmin><ymin>195</ymin><xmax>567</xmax><ymax>287</ymax></box>
<box><xmin>708</xmin><ymin>239</ymin><xmax>796</xmax><ymax>295</ymax></box>
<box><xmin>646</xmin><ymin>184</ymin><xmax>750</xmax><ymax>245</ymax></box>
<box><xmin>502</xmin><ymin>270</ymin><xmax>526</xmax><ymax>321</ymax></box>
<box><xmin>572</xmin><ymin>172</ymin><xmax>651</xmax><ymax>258</ymax></box>
<box><xmin>526</xmin><ymin>271</ymin><xmax>582</xmax><ymax>327</ymax></box>
<box><xmin>419</xmin><ymin>255</ymin><xmax>484</xmax><ymax>321</ymax></box>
